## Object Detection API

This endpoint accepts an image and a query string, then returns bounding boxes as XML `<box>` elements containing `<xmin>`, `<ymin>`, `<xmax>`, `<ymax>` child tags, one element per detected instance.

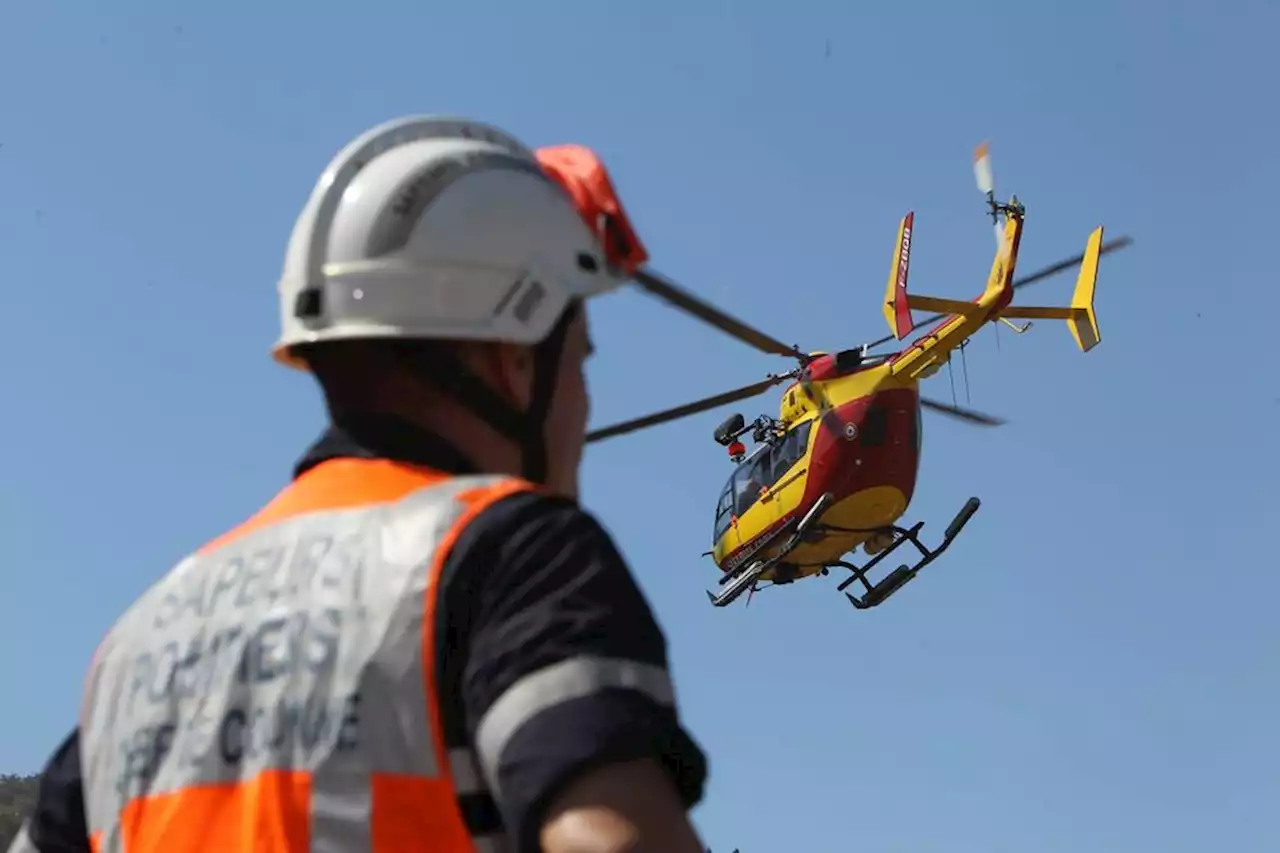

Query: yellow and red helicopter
<box><xmin>585</xmin><ymin>143</ymin><xmax>1132</xmax><ymax>610</ymax></box>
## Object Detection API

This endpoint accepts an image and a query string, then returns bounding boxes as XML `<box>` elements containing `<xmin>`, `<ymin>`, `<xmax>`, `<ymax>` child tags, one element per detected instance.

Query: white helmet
<box><xmin>272</xmin><ymin>115</ymin><xmax>640</xmax><ymax>369</ymax></box>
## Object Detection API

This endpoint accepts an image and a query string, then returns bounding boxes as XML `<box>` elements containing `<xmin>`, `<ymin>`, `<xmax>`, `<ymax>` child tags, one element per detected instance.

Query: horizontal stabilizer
<box><xmin>999</xmin><ymin>225</ymin><xmax>1104</xmax><ymax>352</ymax></box>
<box><xmin>906</xmin><ymin>294</ymin><xmax>982</xmax><ymax>317</ymax></box>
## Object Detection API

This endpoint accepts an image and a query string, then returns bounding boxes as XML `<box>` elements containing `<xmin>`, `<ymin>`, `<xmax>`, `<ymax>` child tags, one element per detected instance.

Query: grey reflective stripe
<box><xmin>76</xmin><ymin>473</ymin><xmax>518</xmax><ymax>853</ymax></box>
<box><xmin>472</xmin><ymin>834</ymin><xmax>511</xmax><ymax>853</ymax></box>
<box><xmin>5</xmin><ymin>822</ymin><xmax>37</xmax><ymax>853</ymax></box>
<box><xmin>449</xmin><ymin>747</ymin><xmax>489</xmax><ymax>796</ymax></box>
<box><xmin>475</xmin><ymin>656</ymin><xmax>675</xmax><ymax>793</ymax></box>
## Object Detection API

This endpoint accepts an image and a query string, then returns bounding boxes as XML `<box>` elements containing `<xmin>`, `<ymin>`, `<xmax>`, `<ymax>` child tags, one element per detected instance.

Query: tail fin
<box><xmin>998</xmin><ymin>225</ymin><xmax>1105</xmax><ymax>352</ymax></box>
<box><xmin>882</xmin><ymin>212</ymin><xmax>915</xmax><ymax>340</ymax></box>
<box><xmin>1067</xmin><ymin>226</ymin><xmax>1102</xmax><ymax>351</ymax></box>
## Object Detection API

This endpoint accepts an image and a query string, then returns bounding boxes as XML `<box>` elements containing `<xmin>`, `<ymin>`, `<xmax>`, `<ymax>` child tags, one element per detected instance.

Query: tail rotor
<box><xmin>973</xmin><ymin>141</ymin><xmax>1004</xmax><ymax>251</ymax></box>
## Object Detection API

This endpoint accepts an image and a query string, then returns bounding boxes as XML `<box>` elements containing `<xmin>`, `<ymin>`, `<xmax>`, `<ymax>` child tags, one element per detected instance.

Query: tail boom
<box><xmin>890</xmin><ymin>213</ymin><xmax>1023</xmax><ymax>380</ymax></box>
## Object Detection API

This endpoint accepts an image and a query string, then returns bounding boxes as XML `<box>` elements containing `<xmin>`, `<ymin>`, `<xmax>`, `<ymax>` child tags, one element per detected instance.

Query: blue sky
<box><xmin>2</xmin><ymin>1</ymin><xmax>1278</xmax><ymax>851</ymax></box>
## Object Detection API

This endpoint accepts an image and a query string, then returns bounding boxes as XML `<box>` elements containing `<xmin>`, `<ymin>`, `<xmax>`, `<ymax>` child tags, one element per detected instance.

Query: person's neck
<box><xmin>350</xmin><ymin>405</ymin><xmax>523</xmax><ymax>479</ymax></box>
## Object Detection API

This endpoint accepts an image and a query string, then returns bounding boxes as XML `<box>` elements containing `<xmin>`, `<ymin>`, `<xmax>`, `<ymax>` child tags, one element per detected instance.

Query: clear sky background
<box><xmin>2</xmin><ymin>2</ymin><xmax>1278</xmax><ymax>851</ymax></box>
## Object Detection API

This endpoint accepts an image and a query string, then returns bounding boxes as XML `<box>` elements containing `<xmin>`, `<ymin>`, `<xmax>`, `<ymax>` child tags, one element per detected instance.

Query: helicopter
<box><xmin>584</xmin><ymin>142</ymin><xmax>1133</xmax><ymax>610</ymax></box>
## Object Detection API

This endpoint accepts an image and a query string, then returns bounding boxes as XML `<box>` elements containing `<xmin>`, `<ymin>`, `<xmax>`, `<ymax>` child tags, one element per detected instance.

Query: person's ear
<box><xmin>480</xmin><ymin>341</ymin><xmax>535</xmax><ymax>410</ymax></box>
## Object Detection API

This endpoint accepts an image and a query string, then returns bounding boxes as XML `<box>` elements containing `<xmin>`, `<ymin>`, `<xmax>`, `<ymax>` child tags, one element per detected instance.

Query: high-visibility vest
<box><xmin>79</xmin><ymin>458</ymin><xmax>534</xmax><ymax>853</ymax></box>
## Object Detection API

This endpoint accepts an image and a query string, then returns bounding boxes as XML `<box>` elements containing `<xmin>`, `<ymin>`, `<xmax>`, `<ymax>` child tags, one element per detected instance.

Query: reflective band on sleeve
<box><xmin>472</xmin><ymin>833</ymin><xmax>512</xmax><ymax>853</ymax></box>
<box><xmin>474</xmin><ymin>656</ymin><xmax>675</xmax><ymax>793</ymax></box>
<box><xmin>4</xmin><ymin>822</ymin><xmax>37</xmax><ymax>853</ymax></box>
<box><xmin>448</xmin><ymin>747</ymin><xmax>489</xmax><ymax>796</ymax></box>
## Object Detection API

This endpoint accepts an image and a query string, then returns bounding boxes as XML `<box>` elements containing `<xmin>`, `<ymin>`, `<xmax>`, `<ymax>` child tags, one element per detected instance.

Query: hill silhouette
<box><xmin>0</xmin><ymin>774</ymin><xmax>38</xmax><ymax>849</ymax></box>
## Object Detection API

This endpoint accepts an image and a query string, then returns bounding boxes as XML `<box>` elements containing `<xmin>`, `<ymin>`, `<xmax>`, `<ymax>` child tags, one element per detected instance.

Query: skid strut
<box><xmin>833</xmin><ymin>497</ymin><xmax>981</xmax><ymax>609</ymax></box>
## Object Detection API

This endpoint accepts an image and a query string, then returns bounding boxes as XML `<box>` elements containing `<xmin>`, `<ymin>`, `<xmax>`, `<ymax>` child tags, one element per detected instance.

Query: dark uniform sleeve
<box><xmin>437</xmin><ymin>492</ymin><xmax>707</xmax><ymax>851</ymax></box>
<box><xmin>11</xmin><ymin>729</ymin><xmax>92</xmax><ymax>853</ymax></box>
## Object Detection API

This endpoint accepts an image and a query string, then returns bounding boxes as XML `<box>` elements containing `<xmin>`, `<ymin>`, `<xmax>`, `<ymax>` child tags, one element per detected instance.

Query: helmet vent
<box><xmin>294</xmin><ymin>287</ymin><xmax>325</xmax><ymax>320</ymax></box>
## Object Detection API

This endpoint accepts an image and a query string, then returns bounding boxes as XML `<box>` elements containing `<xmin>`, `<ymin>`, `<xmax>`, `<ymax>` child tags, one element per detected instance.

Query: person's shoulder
<box><xmin>24</xmin><ymin>729</ymin><xmax>93</xmax><ymax>853</ymax></box>
<box><xmin>439</xmin><ymin>485</ymin><xmax>666</xmax><ymax>658</ymax></box>
<box><xmin>446</xmin><ymin>487</ymin><xmax>629</xmax><ymax>578</ymax></box>
<box><xmin>462</xmin><ymin>486</ymin><xmax>612</xmax><ymax>536</ymax></box>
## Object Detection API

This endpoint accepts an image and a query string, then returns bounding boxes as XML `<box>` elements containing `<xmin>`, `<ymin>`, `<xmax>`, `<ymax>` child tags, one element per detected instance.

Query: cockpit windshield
<box><xmin>712</xmin><ymin>418</ymin><xmax>815</xmax><ymax>542</ymax></box>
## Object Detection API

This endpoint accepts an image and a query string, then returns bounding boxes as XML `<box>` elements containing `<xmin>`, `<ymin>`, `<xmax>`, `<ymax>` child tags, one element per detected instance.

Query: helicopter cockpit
<box><xmin>712</xmin><ymin>418</ymin><xmax>815</xmax><ymax>542</ymax></box>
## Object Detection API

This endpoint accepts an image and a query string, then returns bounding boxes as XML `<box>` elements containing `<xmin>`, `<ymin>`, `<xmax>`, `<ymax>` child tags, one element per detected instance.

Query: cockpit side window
<box><xmin>717</xmin><ymin>484</ymin><xmax>733</xmax><ymax>516</ymax></box>
<box><xmin>712</xmin><ymin>479</ymin><xmax>735</xmax><ymax>542</ymax></box>
<box><xmin>731</xmin><ymin>451</ymin><xmax>768</xmax><ymax>517</ymax></box>
<box><xmin>712</xmin><ymin>419</ymin><xmax>820</xmax><ymax>545</ymax></box>
<box><xmin>766</xmin><ymin>419</ymin><xmax>814</xmax><ymax>487</ymax></box>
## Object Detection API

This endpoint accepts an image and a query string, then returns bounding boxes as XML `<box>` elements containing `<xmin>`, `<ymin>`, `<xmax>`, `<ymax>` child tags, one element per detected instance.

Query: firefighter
<box><xmin>13</xmin><ymin>116</ymin><xmax>708</xmax><ymax>853</ymax></box>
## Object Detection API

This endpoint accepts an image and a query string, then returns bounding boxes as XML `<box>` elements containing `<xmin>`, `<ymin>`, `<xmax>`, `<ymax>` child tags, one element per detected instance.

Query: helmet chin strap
<box><xmin>393</xmin><ymin>303</ymin><xmax>578</xmax><ymax>485</ymax></box>
<box><xmin>518</xmin><ymin>305</ymin><xmax>575</xmax><ymax>483</ymax></box>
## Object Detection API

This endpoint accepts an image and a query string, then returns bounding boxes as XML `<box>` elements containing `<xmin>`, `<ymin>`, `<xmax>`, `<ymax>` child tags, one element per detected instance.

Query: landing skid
<box><xmin>833</xmin><ymin>496</ymin><xmax>981</xmax><ymax>610</ymax></box>
<box><xmin>706</xmin><ymin>495</ymin><xmax>981</xmax><ymax>610</ymax></box>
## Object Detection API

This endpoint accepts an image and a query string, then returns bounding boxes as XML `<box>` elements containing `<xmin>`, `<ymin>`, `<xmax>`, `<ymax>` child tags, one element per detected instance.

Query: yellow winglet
<box><xmin>1068</xmin><ymin>226</ymin><xmax>1103</xmax><ymax>352</ymax></box>
<box><xmin>999</xmin><ymin>225</ymin><xmax>1106</xmax><ymax>352</ymax></box>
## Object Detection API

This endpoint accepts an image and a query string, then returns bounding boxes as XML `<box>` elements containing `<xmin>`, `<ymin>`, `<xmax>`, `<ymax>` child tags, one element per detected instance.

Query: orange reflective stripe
<box><xmin>118</xmin><ymin>773</ymin><xmax>477</xmax><ymax>853</ymax></box>
<box><xmin>421</xmin><ymin>477</ymin><xmax>537</xmax><ymax>802</ymax></box>
<box><xmin>118</xmin><ymin>771</ymin><xmax>308</xmax><ymax>853</ymax></box>
<box><xmin>199</xmin><ymin>458</ymin><xmax>456</xmax><ymax>554</ymax></box>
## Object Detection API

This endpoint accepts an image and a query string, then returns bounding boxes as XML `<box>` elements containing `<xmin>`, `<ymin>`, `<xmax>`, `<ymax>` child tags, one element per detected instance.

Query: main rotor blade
<box><xmin>633</xmin><ymin>268</ymin><xmax>804</xmax><ymax>360</ymax></box>
<box><xmin>1011</xmin><ymin>234</ymin><xmax>1134</xmax><ymax>291</ymax></box>
<box><xmin>920</xmin><ymin>396</ymin><xmax>1006</xmax><ymax>426</ymax></box>
<box><xmin>586</xmin><ymin>374</ymin><xmax>789</xmax><ymax>444</ymax></box>
<box><xmin>863</xmin><ymin>235</ymin><xmax>1134</xmax><ymax>350</ymax></box>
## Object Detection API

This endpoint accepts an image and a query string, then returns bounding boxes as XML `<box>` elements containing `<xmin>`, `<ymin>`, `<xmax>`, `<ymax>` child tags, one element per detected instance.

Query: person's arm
<box><xmin>539</xmin><ymin>757</ymin><xmax>705</xmax><ymax>852</ymax></box>
<box><xmin>9</xmin><ymin>729</ymin><xmax>93</xmax><ymax>853</ymax></box>
<box><xmin>441</xmin><ymin>492</ymin><xmax>707</xmax><ymax>853</ymax></box>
